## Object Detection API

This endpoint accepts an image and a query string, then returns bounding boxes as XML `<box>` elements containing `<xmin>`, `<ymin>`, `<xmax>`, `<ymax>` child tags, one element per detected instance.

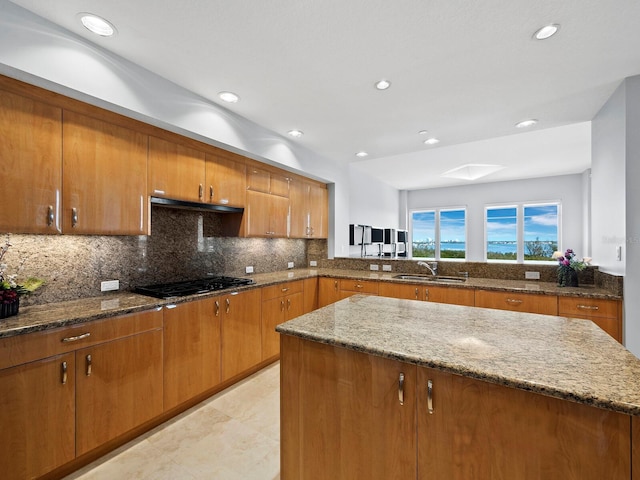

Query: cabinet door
<box><xmin>308</xmin><ymin>183</ymin><xmax>328</xmax><ymax>238</ymax></box>
<box><xmin>75</xmin><ymin>329</ymin><xmax>163</xmax><ymax>455</ymax></box>
<box><xmin>0</xmin><ymin>90</ymin><xmax>62</xmax><ymax>233</ymax></box>
<box><xmin>318</xmin><ymin>277</ymin><xmax>341</xmax><ymax>307</ymax></box>
<box><xmin>558</xmin><ymin>297</ymin><xmax>622</xmax><ymax>342</ymax></box>
<box><xmin>281</xmin><ymin>337</ymin><xmax>417</xmax><ymax>479</ymax></box>
<box><xmin>261</xmin><ymin>296</ymin><xmax>285</xmax><ymax>360</ymax></box>
<box><xmin>246</xmin><ymin>190</ymin><xmax>289</xmax><ymax>237</ymax></box>
<box><xmin>303</xmin><ymin>277</ymin><xmax>319</xmax><ymax>313</ymax></box>
<box><xmin>288</xmin><ymin>179</ymin><xmax>307</xmax><ymax>238</ymax></box>
<box><xmin>63</xmin><ymin>111</ymin><xmax>148</xmax><ymax>234</ymax></box>
<box><xmin>221</xmin><ymin>289</ymin><xmax>262</xmax><ymax>381</ymax></box>
<box><xmin>269</xmin><ymin>194</ymin><xmax>290</xmax><ymax>236</ymax></box>
<box><xmin>270</xmin><ymin>171</ymin><xmax>290</xmax><ymax>197</ymax></box>
<box><xmin>0</xmin><ymin>353</ymin><xmax>75</xmax><ymax>480</ymax></box>
<box><xmin>246</xmin><ymin>166</ymin><xmax>271</xmax><ymax>193</ymax></box>
<box><xmin>475</xmin><ymin>289</ymin><xmax>557</xmax><ymax>315</ymax></box>
<box><xmin>163</xmin><ymin>298</ymin><xmax>221</xmax><ymax>411</ymax></box>
<box><xmin>378</xmin><ymin>282</ymin><xmax>424</xmax><ymax>300</ymax></box>
<box><xmin>417</xmin><ymin>366</ymin><xmax>630</xmax><ymax>480</ymax></box>
<box><xmin>148</xmin><ymin>136</ymin><xmax>205</xmax><ymax>202</ymax></box>
<box><xmin>205</xmin><ymin>153</ymin><xmax>246</xmax><ymax>207</ymax></box>
<box><xmin>425</xmin><ymin>285</ymin><xmax>475</xmax><ymax>306</ymax></box>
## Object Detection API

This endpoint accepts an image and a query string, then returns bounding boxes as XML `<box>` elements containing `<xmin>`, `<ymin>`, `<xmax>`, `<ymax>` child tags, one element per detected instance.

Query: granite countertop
<box><xmin>276</xmin><ymin>295</ymin><xmax>640</xmax><ymax>416</ymax></box>
<box><xmin>0</xmin><ymin>267</ymin><xmax>620</xmax><ymax>340</ymax></box>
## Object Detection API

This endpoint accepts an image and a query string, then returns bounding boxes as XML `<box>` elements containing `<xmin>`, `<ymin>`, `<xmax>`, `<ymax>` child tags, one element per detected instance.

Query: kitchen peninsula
<box><xmin>277</xmin><ymin>295</ymin><xmax>640</xmax><ymax>479</ymax></box>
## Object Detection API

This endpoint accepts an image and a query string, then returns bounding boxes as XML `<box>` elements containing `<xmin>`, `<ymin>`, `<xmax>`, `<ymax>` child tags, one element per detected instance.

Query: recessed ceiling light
<box><xmin>418</xmin><ymin>130</ymin><xmax>428</xmax><ymax>135</ymax></box>
<box><xmin>424</xmin><ymin>138</ymin><xmax>440</xmax><ymax>145</ymax></box>
<box><xmin>441</xmin><ymin>164</ymin><xmax>505</xmax><ymax>181</ymax></box>
<box><xmin>78</xmin><ymin>13</ymin><xmax>116</xmax><ymax>37</ymax></box>
<box><xmin>515</xmin><ymin>119</ymin><xmax>538</xmax><ymax>128</ymax></box>
<box><xmin>375</xmin><ymin>79</ymin><xmax>391</xmax><ymax>90</ymax></box>
<box><xmin>288</xmin><ymin>130</ymin><xmax>304</xmax><ymax>138</ymax></box>
<box><xmin>218</xmin><ymin>91</ymin><xmax>239</xmax><ymax>103</ymax></box>
<box><xmin>533</xmin><ymin>24</ymin><xmax>560</xmax><ymax>40</ymax></box>
<box><xmin>355</xmin><ymin>151</ymin><xmax>368</xmax><ymax>158</ymax></box>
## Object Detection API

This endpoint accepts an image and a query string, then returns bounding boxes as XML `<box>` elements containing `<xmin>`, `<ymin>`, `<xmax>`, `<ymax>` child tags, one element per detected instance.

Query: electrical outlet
<box><xmin>288</xmin><ymin>261</ymin><xmax>295</xmax><ymax>269</ymax></box>
<box><xmin>382</xmin><ymin>265</ymin><xmax>392</xmax><ymax>272</ymax></box>
<box><xmin>525</xmin><ymin>271</ymin><xmax>540</xmax><ymax>280</ymax></box>
<box><xmin>245</xmin><ymin>266</ymin><xmax>254</xmax><ymax>274</ymax></box>
<box><xmin>309</xmin><ymin>260</ymin><xmax>318</xmax><ymax>267</ymax></box>
<box><xmin>100</xmin><ymin>280</ymin><xmax>119</xmax><ymax>292</ymax></box>
<box><xmin>370</xmin><ymin>264</ymin><xmax>379</xmax><ymax>271</ymax></box>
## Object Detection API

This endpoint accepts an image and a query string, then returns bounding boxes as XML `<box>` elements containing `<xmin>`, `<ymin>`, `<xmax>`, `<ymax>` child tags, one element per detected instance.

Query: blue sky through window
<box><xmin>524</xmin><ymin>205</ymin><xmax>558</xmax><ymax>242</ymax></box>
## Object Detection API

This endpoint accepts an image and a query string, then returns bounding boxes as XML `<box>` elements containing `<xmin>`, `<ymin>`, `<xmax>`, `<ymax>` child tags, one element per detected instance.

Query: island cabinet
<box><xmin>475</xmin><ymin>289</ymin><xmax>558</xmax><ymax>315</ymax></box>
<box><xmin>280</xmin><ymin>335</ymin><xmax>417</xmax><ymax>480</ymax></box>
<box><xmin>0</xmin><ymin>88</ymin><xmax>63</xmax><ymax>234</ymax></box>
<box><xmin>148</xmin><ymin>136</ymin><xmax>206</xmax><ymax>202</ymax></box>
<box><xmin>417</xmin><ymin>366</ymin><xmax>630</xmax><ymax>479</ymax></box>
<box><xmin>162</xmin><ymin>298</ymin><xmax>221</xmax><ymax>411</ymax></box>
<box><xmin>378</xmin><ymin>282</ymin><xmax>475</xmax><ymax>306</ymax></box>
<box><xmin>205</xmin><ymin>152</ymin><xmax>246</xmax><ymax>207</ymax></box>
<box><xmin>221</xmin><ymin>289</ymin><xmax>263</xmax><ymax>381</ymax></box>
<box><xmin>558</xmin><ymin>296</ymin><xmax>622</xmax><ymax>342</ymax></box>
<box><xmin>0</xmin><ymin>352</ymin><xmax>76</xmax><ymax>480</ymax></box>
<box><xmin>63</xmin><ymin>111</ymin><xmax>149</xmax><ymax>235</ymax></box>
<box><xmin>261</xmin><ymin>281</ymin><xmax>304</xmax><ymax>360</ymax></box>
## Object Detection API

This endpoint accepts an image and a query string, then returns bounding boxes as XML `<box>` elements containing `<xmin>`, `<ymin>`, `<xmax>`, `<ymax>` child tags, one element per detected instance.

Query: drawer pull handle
<box><xmin>425</xmin><ymin>288</ymin><xmax>429</xmax><ymax>301</ymax></box>
<box><xmin>61</xmin><ymin>332</ymin><xmax>91</xmax><ymax>343</ymax></box>
<box><xmin>226</xmin><ymin>298</ymin><xmax>230</xmax><ymax>314</ymax></box>
<box><xmin>61</xmin><ymin>361</ymin><xmax>68</xmax><ymax>385</ymax></box>
<box><xmin>414</xmin><ymin>288</ymin><xmax>419</xmax><ymax>299</ymax></box>
<box><xmin>398</xmin><ymin>372</ymin><xmax>405</xmax><ymax>405</ymax></box>
<box><xmin>210</xmin><ymin>185</ymin><xmax>214</xmax><ymax>200</ymax></box>
<box><xmin>86</xmin><ymin>354</ymin><xmax>92</xmax><ymax>376</ymax></box>
<box><xmin>280</xmin><ymin>300</ymin><xmax>285</xmax><ymax>312</ymax></box>
<box><xmin>506</xmin><ymin>299</ymin><xmax>523</xmax><ymax>305</ymax></box>
<box><xmin>577</xmin><ymin>304</ymin><xmax>599</xmax><ymax>310</ymax></box>
<box><xmin>287</xmin><ymin>298</ymin><xmax>291</xmax><ymax>310</ymax></box>
<box><xmin>427</xmin><ymin>379</ymin><xmax>434</xmax><ymax>414</ymax></box>
<box><xmin>215</xmin><ymin>300</ymin><xmax>220</xmax><ymax>317</ymax></box>
<box><xmin>281</xmin><ymin>287</ymin><xmax>289</xmax><ymax>292</ymax></box>
<box><xmin>356</xmin><ymin>284</ymin><xmax>363</xmax><ymax>289</ymax></box>
<box><xmin>47</xmin><ymin>205</ymin><xmax>55</xmax><ymax>226</ymax></box>
<box><xmin>334</xmin><ymin>280</ymin><xmax>338</xmax><ymax>291</ymax></box>
<box><xmin>71</xmin><ymin>207</ymin><xmax>78</xmax><ymax>227</ymax></box>
<box><xmin>199</xmin><ymin>184</ymin><xmax>203</xmax><ymax>199</ymax></box>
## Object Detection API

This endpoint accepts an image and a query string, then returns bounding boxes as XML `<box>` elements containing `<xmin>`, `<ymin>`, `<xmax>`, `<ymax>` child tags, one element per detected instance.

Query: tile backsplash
<box><xmin>5</xmin><ymin>207</ymin><xmax>311</xmax><ymax>306</ymax></box>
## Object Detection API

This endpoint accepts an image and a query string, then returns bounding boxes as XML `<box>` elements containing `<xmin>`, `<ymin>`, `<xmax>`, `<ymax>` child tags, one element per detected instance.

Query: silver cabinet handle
<box><xmin>334</xmin><ymin>280</ymin><xmax>338</xmax><ymax>291</ymax></box>
<box><xmin>47</xmin><ymin>205</ymin><xmax>55</xmax><ymax>226</ymax></box>
<box><xmin>210</xmin><ymin>185</ymin><xmax>214</xmax><ymax>200</ymax></box>
<box><xmin>61</xmin><ymin>361</ymin><xmax>68</xmax><ymax>385</ymax></box>
<box><xmin>199</xmin><ymin>184</ymin><xmax>203</xmax><ymax>199</ymax></box>
<box><xmin>226</xmin><ymin>298</ymin><xmax>230</xmax><ymax>314</ymax></box>
<box><xmin>287</xmin><ymin>298</ymin><xmax>291</xmax><ymax>310</ymax></box>
<box><xmin>71</xmin><ymin>207</ymin><xmax>78</xmax><ymax>227</ymax></box>
<box><xmin>425</xmin><ymin>288</ymin><xmax>429</xmax><ymax>301</ymax></box>
<box><xmin>215</xmin><ymin>300</ymin><xmax>220</xmax><ymax>317</ymax></box>
<box><xmin>577</xmin><ymin>304</ymin><xmax>599</xmax><ymax>310</ymax></box>
<box><xmin>86</xmin><ymin>354</ymin><xmax>92</xmax><ymax>376</ymax></box>
<box><xmin>281</xmin><ymin>287</ymin><xmax>289</xmax><ymax>292</ymax></box>
<box><xmin>61</xmin><ymin>332</ymin><xmax>91</xmax><ymax>343</ymax></box>
<box><xmin>427</xmin><ymin>379</ymin><xmax>434</xmax><ymax>414</ymax></box>
<box><xmin>414</xmin><ymin>287</ymin><xmax>419</xmax><ymax>300</ymax></box>
<box><xmin>398</xmin><ymin>372</ymin><xmax>405</xmax><ymax>405</ymax></box>
<box><xmin>355</xmin><ymin>284</ymin><xmax>363</xmax><ymax>289</ymax></box>
<box><xmin>280</xmin><ymin>300</ymin><xmax>285</xmax><ymax>312</ymax></box>
<box><xmin>506</xmin><ymin>298</ymin><xmax>523</xmax><ymax>304</ymax></box>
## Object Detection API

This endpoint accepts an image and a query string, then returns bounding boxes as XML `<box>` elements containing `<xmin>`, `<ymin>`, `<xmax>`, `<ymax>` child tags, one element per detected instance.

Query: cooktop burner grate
<box><xmin>134</xmin><ymin>276</ymin><xmax>255</xmax><ymax>298</ymax></box>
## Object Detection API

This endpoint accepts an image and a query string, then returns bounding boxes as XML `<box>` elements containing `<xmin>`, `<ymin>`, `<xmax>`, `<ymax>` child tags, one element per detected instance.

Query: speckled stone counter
<box><xmin>277</xmin><ymin>295</ymin><xmax>640</xmax><ymax>415</ymax></box>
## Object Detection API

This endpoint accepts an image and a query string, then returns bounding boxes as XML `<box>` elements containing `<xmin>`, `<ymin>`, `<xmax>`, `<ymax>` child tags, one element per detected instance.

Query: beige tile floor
<box><xmin>64</xmin><ymin>362</ymin><xmax>281</xmax><ymax>480</ymax></box>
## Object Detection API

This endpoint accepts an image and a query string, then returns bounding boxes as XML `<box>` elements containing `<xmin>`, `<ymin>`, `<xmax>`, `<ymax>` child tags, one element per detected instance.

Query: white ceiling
<box><xmin>8</xmin><ymin>0</ymin><xmax>640</xmax><ymax>190</ymax></box>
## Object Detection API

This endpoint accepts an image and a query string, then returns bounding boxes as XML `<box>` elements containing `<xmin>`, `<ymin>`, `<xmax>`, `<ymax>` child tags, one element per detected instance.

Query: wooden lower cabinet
<box><xmin>281</xmin><ymin>335</ymin><xmax>416</xmax><ymax>480</ymax></box>
<box><xmin>163</xmin><ymin>298</ymin><xmax>221</xmax><ymax>411</ymax></box>
<box><xmin>0</xmin><ymin>353</ymin><xmax>76</xmax><ymax>480</ymax></box>
<box><xmin>75</xmin><ymin>328</ymin><xmax>164</xmax><ymax>456</ymax></box>
<box><xmin>262</xmin><ymin>282</ymin><xmax>304</xmax><ymax>360</ymax></box>
<box><xmin>281</xmin><ymin>336</ymin><xmax>632</xmax><ymax>480</ymax></box>
<box><xmin>417</xmin><ymin>366</ymin><xmax>630</xmax><ymax>479</ymax></box>
<box><xmin>221</xmin><ymin>289</ymin><xmax>263</xmax><ymax>381</ymax></box>
<box><xmin>303</xmin><ymin>277</ymin><xmax>318</xmax><ymax>313</ymax></box>
<box><xmin>558</xmin><ymin>296</ymin><xmax>622</xmax><ymax>342</ymax></box>
<box><xmin>378</xmin><ymin>282</ymin><xmax>475</xmax><ymax>306</ymax></box>
<box><xmin>339</xmin><ymin>278</ymin><xmax>379</xmax><ymax>300</ymax></box>
<box><xmin>318</xmin><ymin>277</ymin><xmax>341</xmax><ymax>307</ymax></box>
<box><xmin>475</xmin><ymin>289</ymin><xmax>558</xmax><ymax>315</ymax></box>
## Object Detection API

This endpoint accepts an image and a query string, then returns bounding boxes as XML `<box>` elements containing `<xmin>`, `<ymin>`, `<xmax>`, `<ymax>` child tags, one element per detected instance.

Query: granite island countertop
<box><xmin>276</xmin><ymin>294</ymin><xmax>640</xmax><ymax>416</ymax></box>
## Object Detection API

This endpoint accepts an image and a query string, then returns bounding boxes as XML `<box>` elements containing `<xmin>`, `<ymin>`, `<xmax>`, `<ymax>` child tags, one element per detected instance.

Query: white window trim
<box><xmin>410</xmin><ymin>206</ymin><xmax>467</xmax><ymax>261</ymax></box>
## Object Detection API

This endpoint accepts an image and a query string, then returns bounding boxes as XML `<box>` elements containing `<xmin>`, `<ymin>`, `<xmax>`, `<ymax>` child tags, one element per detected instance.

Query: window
<box><xmin>485</xmin><ymin>203</ymin><xmax>559</xmax><ymax>262</ymax></box>
<box><xmin>486</xmin><ymin>206</ymin><xmax>517</xmax><ymax>260</ymax></box>
<box><xmin>411</xmin><ymin>208</ymin><xmax>466</xmax><ymax>259</ymax></box>
<box><xmin>524</xmin><ymin>204</ymin><xmax>558</xmax><ymax>261</ymax></box>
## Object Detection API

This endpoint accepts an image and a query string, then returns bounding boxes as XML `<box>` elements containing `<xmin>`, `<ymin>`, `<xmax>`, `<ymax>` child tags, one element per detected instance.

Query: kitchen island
<box><xmin>277</xmin><ymin>295</ymin><xmax>640</xmax><ymax>479</ymax></box>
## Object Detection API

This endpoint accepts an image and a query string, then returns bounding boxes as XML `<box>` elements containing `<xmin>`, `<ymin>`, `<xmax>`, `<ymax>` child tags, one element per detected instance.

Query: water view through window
<box><xmin>486</xmin><ymin>206</ymin><xmax>517</xmax><ymax>260</ymax></box>
<box><xmin>412</xmin><ymin>209</ymin><xmax>466</xmax><ymax>259</ymax></box>
<box><xmin>524</xmin><ymin>204</ymin><xmax>558</xmax><ymax>261</ymax></box>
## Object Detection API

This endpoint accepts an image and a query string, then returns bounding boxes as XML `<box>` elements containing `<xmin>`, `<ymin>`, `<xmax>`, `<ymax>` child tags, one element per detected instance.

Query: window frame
<box><xmin>410</xmin><ymin>206</ymin><xmax>467</xmax><ymax>261</ymax></box>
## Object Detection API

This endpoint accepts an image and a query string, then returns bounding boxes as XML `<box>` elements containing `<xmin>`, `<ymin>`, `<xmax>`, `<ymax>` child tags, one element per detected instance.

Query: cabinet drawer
<box><xmin>0</xmin><ymin>308</ymin><xmax>163</xmax><ymax>371</ymax></box>
<box><xmin>475</xmin><ymin>290</ymin><xmax>557</xmax><ymax>315</ymax></box>
<box><xmin>262</xmin><ymin>280</ymin><xmax>304</xmax><ymax>301</ymax></box>
<box><xmin>558</xmin><ymin>297</ymin><xmax>619</xmax><ymax>319</ymax></box>
<box><xmin>339</xmin><ymin>279</ymin><xmax>379</xmax><ymax>294</ymax></box>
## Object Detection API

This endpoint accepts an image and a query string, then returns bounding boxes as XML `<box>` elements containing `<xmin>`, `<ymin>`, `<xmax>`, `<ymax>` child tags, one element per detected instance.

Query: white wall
<box><xmin>0</xmin><ymin>1</ymin><xmax>353</xmax><ymax>255</ymax></box>
<box><xmin>406</xmin><ymin>174</ymin><xmax>586</xmax><ymax>262</ymax></box>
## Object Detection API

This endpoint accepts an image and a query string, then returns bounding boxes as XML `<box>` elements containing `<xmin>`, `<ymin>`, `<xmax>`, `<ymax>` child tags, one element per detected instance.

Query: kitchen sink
<box><xmin>392</xmin><ymin>274</ymin><xmax>467</xmax><ymax>283</ymax></box>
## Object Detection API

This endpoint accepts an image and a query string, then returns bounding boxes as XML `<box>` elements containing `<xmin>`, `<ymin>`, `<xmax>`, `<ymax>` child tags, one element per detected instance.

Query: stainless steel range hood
<box><xmin>150</xmin><ymin>196</ymin><xmax>244</xmax><ymax>214</ymax></box>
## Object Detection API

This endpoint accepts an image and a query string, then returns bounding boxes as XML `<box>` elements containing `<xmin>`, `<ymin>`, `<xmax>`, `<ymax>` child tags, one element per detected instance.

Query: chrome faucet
<box><xmin>417</xmin><ymin>261</ymin><xmax>438</xmax><ymax>276</ymax></box>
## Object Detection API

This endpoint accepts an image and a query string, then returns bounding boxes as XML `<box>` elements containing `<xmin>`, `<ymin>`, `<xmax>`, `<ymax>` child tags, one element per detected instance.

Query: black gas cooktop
<box><xmin>134</xmin><ymin>276</ymin><xmax>255</xmax><ymax>299</ymax></box>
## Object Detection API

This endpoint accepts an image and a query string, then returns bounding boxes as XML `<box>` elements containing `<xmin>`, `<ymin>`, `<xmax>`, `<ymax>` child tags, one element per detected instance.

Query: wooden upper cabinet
<box><xmin>245</xmin><ymin>190</ymin><xmax>289</xmax><ymax>237</ymax></box>
<box><xmin>290</xmin><ymin>179</ymin><xmax>329</xmax><ymax>239</ymax></box>
<box><xmin>0</xmin><ymin>89</ymin><xmax>62</xmax><ymax>233</ymax></box>
<box><xmin>308</xmin><ymin>183</ymin><xmax>328</xmax><ymax>238</ymax></box>
<box><xmin>148</xmin><ymin>136</ymin><xmax>206</xmax><ymax>202</ymax></box>
<box><xmin>63</xmin><ymin>111</ymin><xmax>149</xmax><ymax>234</ymax></box>
<box><xmin>270</xmin><ymin>171</ymin><xmax>291</xmax><ymax>197</ymax></box>
<box><xmin>205</xmin><ymin>153</ymin><xmax>246</xmax><ymax>207</ymax></box>
<box><xmin>247</xmin><ymin>165</ymin><xmax>290</xmax><ymax>197</ymax></box>
<box><xmin>289</xmin><ymin>179</ymin><xmax>307</xmax><ymax>238</ymax></box>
